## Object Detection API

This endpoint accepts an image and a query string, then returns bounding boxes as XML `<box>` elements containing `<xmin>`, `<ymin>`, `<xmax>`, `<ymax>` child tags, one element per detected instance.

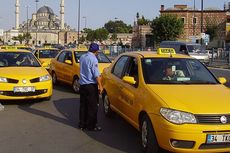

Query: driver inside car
<box><xmin>162</xmin><ymin>66</ymin><xmax>185</xmax><ymax>81</ymax></box>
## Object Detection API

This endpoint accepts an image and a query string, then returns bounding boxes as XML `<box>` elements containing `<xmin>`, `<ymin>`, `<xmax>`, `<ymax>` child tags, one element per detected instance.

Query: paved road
<box><xmin>0</xmin><ymin>68</ymin><xmax>229</xmax><ymax>153</ymax></box>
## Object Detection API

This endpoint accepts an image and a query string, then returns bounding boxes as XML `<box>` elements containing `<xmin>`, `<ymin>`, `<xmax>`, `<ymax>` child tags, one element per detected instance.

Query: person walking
<box><xmin>78</xmin><ymin>43</ymin><xmax>103</xmax><ymax>131</ymax></box>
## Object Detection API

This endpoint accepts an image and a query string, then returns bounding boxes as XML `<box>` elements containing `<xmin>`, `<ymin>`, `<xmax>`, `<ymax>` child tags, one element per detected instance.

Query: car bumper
<box><xmin>0</xmin><ymin>81</ymin><xmax>52</xmax><ymax>100</ymax></box>
<box><xmin>150</xmin><ymin>114</ymin><xmax>230</xmax><ymax>153</ymax></box>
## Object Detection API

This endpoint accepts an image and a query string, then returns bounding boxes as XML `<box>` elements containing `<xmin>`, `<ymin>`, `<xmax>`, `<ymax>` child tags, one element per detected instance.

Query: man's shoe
<box><xmin>78</xmin><ymin>124</ymin><xmax>86</xmax><ymax>130</ymax></box>
<box><xmin>87</xmin><ymin>126</ymin><xmax>102</xmax><ymax>132</ymax></box>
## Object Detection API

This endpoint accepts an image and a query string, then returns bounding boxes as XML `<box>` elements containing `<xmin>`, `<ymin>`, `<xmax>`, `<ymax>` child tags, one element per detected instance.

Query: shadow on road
<box><xmin>17</xmin><ymin>97</ymin><xmax>168</xmax><ymax>153</ymax></box>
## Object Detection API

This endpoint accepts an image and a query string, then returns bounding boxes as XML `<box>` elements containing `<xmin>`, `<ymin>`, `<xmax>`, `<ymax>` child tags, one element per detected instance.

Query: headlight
<box><xmin>39</xmin><ymin>74</ymin><xmax>51</xmax><ymax>82</ymax></box>
<box><xmin>160</xmin><ymin>108</ymin><xmax>197</xmax><ymax>124</ymax></box>
<box><xmin>0</xmin><ymin>77</ymin><xmax>7</xmax><ymax>83</ymax></box>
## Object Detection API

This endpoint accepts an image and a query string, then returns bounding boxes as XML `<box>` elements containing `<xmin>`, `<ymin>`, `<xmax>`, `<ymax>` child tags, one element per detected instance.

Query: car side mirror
<box><xmin>122</xmin><ymin>76</ymin><xmax>136</xmax><ymax>85</ymax></box>
<box><xmin>42</xmin><ymin>62</ymin><xmax>49</xmax><ymax>67</ymax></box>
<box><xmin>218</xmin><ymin>77</ymin><xmax>227</xmax><ymax>84</ymax></box>
<box><xmin>64</xmin><ymin>60</ymin><xmax>72</xmax><ymax>65</ymax></box>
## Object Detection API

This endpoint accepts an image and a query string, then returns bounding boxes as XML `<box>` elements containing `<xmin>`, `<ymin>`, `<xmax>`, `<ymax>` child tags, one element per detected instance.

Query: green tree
<box><xmin>23</xmin><ymin>32</ymin><xmax>32</xmax><ymax>45</ymax></box>
<box><xmin>86</xmin><ymin>28</ymin><xmax>109</xmax><ymax>42</ymax></box>
<box><xmin>12</xmin><ymin>34</ymin><xmax>24</xmax><ymax>44</ymax></box>
<box><xmin>104</xmin><ymin>20</ymin><xmax>132</xmax><ymax>33</ymax></box>
<box><xmin>111</xmin><ymin>33</ymin><xmax>117</xmax><ymax>41</ymax></box>
<box><xmin>205</xmin><ymin>18</ymin><xmax>218</xmax><ymax>41</ymax></box>
<box><xmin>137</xmin><ymin>15</ymin><xmax>150</xmax><ymax>25</ymax></box>
<box><xmin>151</xmin><ymin>15</ymin><xmax>184</xmax><ymax>43</ymax></box>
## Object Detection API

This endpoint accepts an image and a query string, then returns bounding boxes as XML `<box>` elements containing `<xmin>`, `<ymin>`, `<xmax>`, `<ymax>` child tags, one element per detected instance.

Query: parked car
<box><xmin>34</xmin><ymin>47</ymin><xmax>60</xmax><ymax>70</ymax></box>
<box><xmin>101</xmin><ymin>48</ymin><xmax>229</xmax><ymax>153</ymax></box>
<box><xmin>0</xmin><ymin>47</ymin><xmax>52</xmax><ymax>100</ymax></box>
<box><xmin>160</xmin><ymin>41</ymin><xmax>210</xmax><ymax>65</ymax></box>
<box><xmin>50</xmin><ymin>48</ymin><xmax>111</xmax><ymax>93</ymax></box>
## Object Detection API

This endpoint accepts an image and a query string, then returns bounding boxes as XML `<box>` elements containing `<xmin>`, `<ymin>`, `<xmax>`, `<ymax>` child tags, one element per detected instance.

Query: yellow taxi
<box><xmin>50</xmin><ymin>47</ymin><xmax>111</xmax><ymax>93</ymax></box>
<box><xmin>0</xmin><ymin>47</ymin><xmax>52</xmax><ymax>100</ymax></box>
<box><xmin>34</xmin><ymin>47</ymin><xmax>60</xmax><ymax>70</ymax></box>
<box><xmin>1</xmin><ymin>45</ymin><xmax>33</xmax><ymax>52</ymax></box>
<box><xmin>101</xmin><ymin>48</ymin><xmax>230</xmax><ymax>153</ymax></box>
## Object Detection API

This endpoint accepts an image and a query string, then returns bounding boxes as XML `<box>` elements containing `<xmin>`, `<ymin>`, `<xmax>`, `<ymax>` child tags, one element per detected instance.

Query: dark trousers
<box><xmin>79</xmin><ymin>84</ymin><xmax>99</xmax><ymax>129</ymax></box>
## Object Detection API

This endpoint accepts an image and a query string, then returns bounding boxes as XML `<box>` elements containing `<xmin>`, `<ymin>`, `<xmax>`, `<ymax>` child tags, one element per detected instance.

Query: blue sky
<box><xmin>0</xmin><ymin>0</ymin><xmax>228</xmax><ymax>31</ymax></box>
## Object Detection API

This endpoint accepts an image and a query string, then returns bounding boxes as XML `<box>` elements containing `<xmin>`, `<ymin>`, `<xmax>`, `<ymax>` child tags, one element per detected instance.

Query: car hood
<box><xmin>147</xmin><ymin>84</ymin><xmax>230</xmax><ymax>114</ymax></box>
<box><xmin>189</xmin><ymin>53</ymin><xmax>209</xmax><ymax>60</ymax></box>
<box><xmin>39</xmin><ymin>58</ymin><xmax>52</xmax><ymax>64</ymax></box>
<box><xmin>0</xmin><ymin>67</ymin><xmax>49</xmax><ymax>79</ymax></box>
<box><xmin>98</xmin><ymin>63</ymin><xmax>111</xmax><ymax>73</ymax></box>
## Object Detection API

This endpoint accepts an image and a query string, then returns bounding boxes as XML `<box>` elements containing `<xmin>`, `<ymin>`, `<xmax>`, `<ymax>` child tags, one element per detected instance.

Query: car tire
<box><xmin>141</xmin><ymin>115</ymin><xmax>159</xmax><ymax>153</ymax></box>
<box><xmin>103</xmin><ymin>93</ymin><xmax>114</xmax><ymax>117</ymax></box>
<box><xmin>52</xmin><ymin>72</ymin><xmax>58</xmax><ymax>85</ymax></box>
<box><xmin>72</xmin><ymin>77</ymin><xmax>80</xmax><ymax>94</ymax></box>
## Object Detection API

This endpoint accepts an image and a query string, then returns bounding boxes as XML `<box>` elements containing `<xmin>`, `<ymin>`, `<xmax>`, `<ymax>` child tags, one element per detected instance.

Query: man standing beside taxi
<box><xmin>78</xmin><ymin>43</ymin><xmax>103</xmax><ymax>131</ymax></box>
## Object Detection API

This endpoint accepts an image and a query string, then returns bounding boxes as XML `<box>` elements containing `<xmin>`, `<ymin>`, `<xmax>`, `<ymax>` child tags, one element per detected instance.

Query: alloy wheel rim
<box><xmin>142</xmin><ymin>120</ymin><xmax>148</xmax><ymax>148</ymax></box>
<box><xmin>104</xmin><ymin>96</ymin><xmax>109</xmax><ymax>113</ymax></box>
<box><xmin>52</xmin><ymin>73</ymin><xmax>56</xmax><ymax>84</ymax></box>
<box><xmin>73</xmin><ymin>79</ymin><xmax>80</xmax><ymax>92</ymax></box>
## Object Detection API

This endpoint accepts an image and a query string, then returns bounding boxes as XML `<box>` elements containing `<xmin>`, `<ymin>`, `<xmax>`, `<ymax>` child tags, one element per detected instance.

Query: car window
<box><xmin>0</xmin><ymin>52</ymin><xmax>40</xmax><ymax>67</ymax></box>
<box><xmin>74</xmin><ymin>51</ymin><xmax>111</xmax><ymax>63</ymax></box>
<box><xmin>123</xmin><ymin>57</ymin><xmax>139</xmax><ymax>86</ymax></box>
<box><xmin>39</xmin><ymin>49</ymin><xmax>59</xmax><ymax>58</ymax></box>
<box><xmin>64</xmin><ymin>51</ymin><xmax>72</xmax><ymax>61</ymax></box>
<box><xmin>112</xmin><ymin>56</ymin><xmax>129</xmax><ymax>78</ymax></box>
<box><xmin>142</xmin><ymin>58</ymin><xmax>218</xmax><ymax>84</ymax></box>
<box><xmin>57</xmin><ymin>51</ymin><xmax>66</xmax><ymax>63</ymax></box>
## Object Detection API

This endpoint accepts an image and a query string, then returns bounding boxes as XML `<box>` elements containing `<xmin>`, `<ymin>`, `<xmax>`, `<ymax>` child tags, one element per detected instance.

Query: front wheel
<box><xmin>141</xmin><ymin>115</ymin><xmax>159</xmax><ymax>153</ymax></box>
<box><xmin>103</xmin><ymin>93</ymin><xmax>114</xmax><ymax>117</ymax></box>
<box><xmin>52</xmin><ymin>72</ymin><xmax>58</xmax><ymax>85</ymax></box>
<box><xmin>72</xmin><ymin>77</ymin><xmax>80</xmax><ymax>94</ymax></box>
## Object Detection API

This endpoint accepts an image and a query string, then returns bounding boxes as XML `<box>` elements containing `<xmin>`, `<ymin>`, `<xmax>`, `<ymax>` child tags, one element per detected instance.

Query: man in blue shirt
<box><xmin>78</xmin><ymin>43</ymin><xmax>103</xmax><ymax>131</ymax></box>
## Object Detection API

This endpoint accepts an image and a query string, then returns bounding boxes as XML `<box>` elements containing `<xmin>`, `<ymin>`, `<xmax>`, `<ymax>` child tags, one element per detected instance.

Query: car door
<box><xmin>54</xmin><ymin>51</ymin><xmax>67</xmax><ymax>82</ymax></box>
<box><xmin>118</xmin><ymin>56</ymin><xmax>140</xmax><ymax>123</ymax></box>
<box><xmin>62</xmin><ymin>51</ymin><xmax>74</xmax><ymax>84</ymax></box>
<box><xmin>106</xmin><ymin>56</ymin><xmax>129</xmax><ymax>111</ymax></box>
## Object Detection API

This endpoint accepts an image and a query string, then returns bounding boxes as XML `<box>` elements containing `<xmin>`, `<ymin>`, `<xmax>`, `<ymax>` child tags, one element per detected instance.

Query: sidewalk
<box><xmin>208</xmin><ymin>59</ymin><xmax>230</xmax><ymax>69</ymax></box>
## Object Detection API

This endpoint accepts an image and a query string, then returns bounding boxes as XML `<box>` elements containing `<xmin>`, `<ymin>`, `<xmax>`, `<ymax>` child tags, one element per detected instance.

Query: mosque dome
<box><xmin>37</xmin><ymin>6</ymin><xmax>54</xmax><ymax>15</ymax></box>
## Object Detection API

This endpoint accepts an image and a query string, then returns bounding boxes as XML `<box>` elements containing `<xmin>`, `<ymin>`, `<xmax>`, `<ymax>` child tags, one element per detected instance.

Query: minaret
<box><xmin>15</xmin><ymin>0</ymin><xmax>20</xmax><ymax>29</ymax></box>
<box><xmin>60</xmin><ymin>0</ymin><xmax>64</xmax><ymax>30</ymax></box>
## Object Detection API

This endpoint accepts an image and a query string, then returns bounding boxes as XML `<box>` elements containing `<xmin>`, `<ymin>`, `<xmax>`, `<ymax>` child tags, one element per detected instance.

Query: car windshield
<box><xmin>141</xmin><ymin>58</ymin><xmax>218</xmax><ymax>84</ymax></box>
<box><xmin>0</xmin><ymin>52</ymin><xmax>40</xmax><ymax>67</ymax></box>
<box><xmin>39</xmin><ymin>49</ymin><xmax>59</xmax><ymax>58</ymax></box>
<box><xmin>74</xmin><ymin>51</ymin><xmax>111</xmax><ymax>63</ymax></box>
<box><xmin>187</xmin><ymin>45</ymin><xmax>205</xmax><ymax>53</ymax></box>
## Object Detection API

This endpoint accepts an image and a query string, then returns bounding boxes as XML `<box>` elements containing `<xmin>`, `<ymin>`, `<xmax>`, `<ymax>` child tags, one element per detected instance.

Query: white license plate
<box><xmin>13</xmin><ymin>86</ymin><xmax>35</xmax><ymax>93</ymax></box>
<box><xmin>207</xmin><ymin>134</ymin><xmax>230</xmax><ymax>144</ymax></box>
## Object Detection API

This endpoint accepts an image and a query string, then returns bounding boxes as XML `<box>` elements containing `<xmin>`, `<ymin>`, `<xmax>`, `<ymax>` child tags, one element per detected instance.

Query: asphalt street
<box><xmin>0</xmin><ymin>68</ymin><xmax>229</xmax><ymax>153</ymax></box>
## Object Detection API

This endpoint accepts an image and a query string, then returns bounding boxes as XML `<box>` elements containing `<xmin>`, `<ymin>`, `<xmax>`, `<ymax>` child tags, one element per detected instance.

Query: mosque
<box><xmin>4</xmin><ymin>0</ymin><xmax>77</xmax><ymax>45</ymax></box>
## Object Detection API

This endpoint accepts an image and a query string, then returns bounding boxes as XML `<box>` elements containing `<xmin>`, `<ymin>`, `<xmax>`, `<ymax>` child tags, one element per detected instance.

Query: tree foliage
<box><xmin>86</xmin><ymin>28</ymin><xmax>109</xmax><ymax>42</ymax></box>
<box><xmin>205</xmin><ymin>18</ymin><xmax>218</xmax><ymax>41</ymax></box>
<box><xmin>104</xmin><ymin>20</ymin><xmax>132</xmax><ymax>33</ymax></box>
<box><xmin>151</xmin><ymin>15</ymin><xmax>184</xmax><ymax>43</ymax></box>
<box><xmin>12</xmin><ymin>33</ymin><xmax>32</xmax><ymax>44</ymax></box>
<box><xmin>137</xmin><ymin>15</ymin><xmax>150</xmax><ymax>25</ymax></box>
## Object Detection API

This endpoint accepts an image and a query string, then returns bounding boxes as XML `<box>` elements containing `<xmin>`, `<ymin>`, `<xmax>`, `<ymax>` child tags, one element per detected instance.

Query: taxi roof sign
<box><xmin>157</xmin><ymin>48</ymin><xmax>176</xmax><ymax>55</ymax></box>
<box><xmin>0</xmin><ymin>46</ymin><xmax>18</xmax><ymax>50</ymax></box>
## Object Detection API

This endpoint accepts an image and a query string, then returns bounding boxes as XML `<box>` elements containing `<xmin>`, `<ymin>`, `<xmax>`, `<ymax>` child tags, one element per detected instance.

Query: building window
<box><xmin>181</xmin><ymin>17</ymin><xmax>185</xmax><ymax>24</ymax></box>
<box><xmin>193</xmin><ymin>17</ymin><xmax>197</xmax><ymax>25</ymax></box>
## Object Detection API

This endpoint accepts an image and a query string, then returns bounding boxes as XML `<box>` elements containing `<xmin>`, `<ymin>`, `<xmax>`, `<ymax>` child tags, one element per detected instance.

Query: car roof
<box><xmin>121</xmin><ymin>51</ymin><xmax>193</xmax><ymax>59</ymax></box>
<box><xmin>0</xmin><ymin>49</ymin><xmax>31</xmax><ymax>53</ymax></box>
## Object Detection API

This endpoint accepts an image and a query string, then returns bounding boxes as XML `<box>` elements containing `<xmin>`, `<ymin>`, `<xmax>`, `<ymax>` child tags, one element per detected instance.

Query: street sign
<box><xmin>204</xmin><ymin>34</ymin><xmax>210</xmax><ymax>44</ymax></box>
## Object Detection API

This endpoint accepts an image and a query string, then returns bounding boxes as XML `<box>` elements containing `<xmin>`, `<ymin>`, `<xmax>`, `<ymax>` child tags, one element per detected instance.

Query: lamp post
<box><xmin>193</xmin><ymin>0</ymin><xmax>196</xmax><ymax>36</ymax></box>
<box><xmin>82</xmin><ymin>16</ymin><xmax>87</xmax><ymax>29</ymax></box>
<box><xmin>35</xmin><ymin>0</ymin><xmax>39</xmax><ymax>46</ymax></box>
<box><xmin>25</xmin><ymin>5</ymin><xmax>30</xmax><ymax>45</ymax></box>
<box><xmin>200</xmin><ymin>0</ymin><xmax>204</xmax><ymax>46</ymax></box>
<box><xmin>77</xmin><ymin>0</ymin><xmax>81</xmax><ymax>45</ymax></box>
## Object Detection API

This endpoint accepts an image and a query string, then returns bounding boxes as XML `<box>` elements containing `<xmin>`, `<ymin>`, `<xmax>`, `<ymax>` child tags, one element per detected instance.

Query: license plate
<box><xmin>207</xmin><ymin>134</ymin><xmax>230</xmax><ymax>144</ymax></box>
<box><xmin>14</xmin><ymin>86</ymin><xmax>35</xmax><ymax>93</ymax></box>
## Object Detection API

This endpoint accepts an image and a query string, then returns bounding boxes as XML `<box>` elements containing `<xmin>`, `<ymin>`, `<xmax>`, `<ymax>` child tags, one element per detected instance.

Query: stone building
<box><xmin>160</xmin><ymin>4</ymin><xmax>227</xmax><ymax>45</ymax></box>
<box><xmin>4</xmin><ymin>0</ymin><xmax>78</xmax><ymax>46</ymax></box>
